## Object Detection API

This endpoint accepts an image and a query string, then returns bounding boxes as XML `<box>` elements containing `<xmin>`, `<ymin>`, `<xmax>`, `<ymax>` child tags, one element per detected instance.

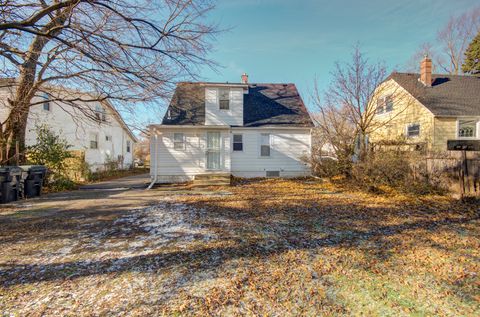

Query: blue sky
<box><xmin>132</xmin><ymin>0</ymin><xmax>477</xmax><ymax>128</ymax></box>
<box><xmin>200</xmin><ymin>0</ymin><xmax>477</xmax><ymax>103</ymax></box>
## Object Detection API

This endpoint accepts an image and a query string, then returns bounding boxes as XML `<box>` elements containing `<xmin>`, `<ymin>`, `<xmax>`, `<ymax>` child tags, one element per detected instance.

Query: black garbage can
<box><xmin>0</xmin><ymin>166</ymin><xmax>22</xmax><ymax>203</ymax></box>
<box><xmin>20</xmin><ymin>165</ymin><xmax>47</xmax><ymax>198</ymax></box>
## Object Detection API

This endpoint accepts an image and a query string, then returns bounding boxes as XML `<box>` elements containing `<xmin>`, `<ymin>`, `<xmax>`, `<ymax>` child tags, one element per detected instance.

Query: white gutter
<box><xmin>146</xmin><ymin>133</ymin><xmax>158</xmax><ymax>190</ymax></box>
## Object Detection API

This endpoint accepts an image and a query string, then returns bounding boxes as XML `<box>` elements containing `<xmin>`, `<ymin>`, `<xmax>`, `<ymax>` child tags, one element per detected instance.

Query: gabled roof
<box><xmin>389</xmin><ymin>72</ymin><xmax>480</xmax><ymax>116</ymax></box>
<box><xmin>162</xmin><ymin>82</ymin><xmax>314</xmax><ymax>127</ymax></box>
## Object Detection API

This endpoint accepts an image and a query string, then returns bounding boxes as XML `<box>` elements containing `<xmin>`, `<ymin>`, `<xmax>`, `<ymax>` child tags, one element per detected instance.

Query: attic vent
<box><xmin>266</xmin><ymin>171</ymin><xmax>280</xmax><ymax>178</ymax></box>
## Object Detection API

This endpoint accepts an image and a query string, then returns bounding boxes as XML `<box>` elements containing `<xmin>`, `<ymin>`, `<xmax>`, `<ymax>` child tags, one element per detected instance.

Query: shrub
<box><xmin>46</xmin><ymin>175</ymin><xmax>78</xmax><ymax>192</ymax></box>
<box><xmin>351</xmin><ymin>150</ymin><xmax>446</xmax><ymax>195</ymax></box>
<box><xmin>26</xmin><ymin>125</ymin><xmax>76</xmax><ymax>190</ymax></box>
<box><xmin>27</xmin><ymin>124</ymin><xmax>73</xmax><ymax>175</ymax></box>
<box><xmin>351</xmin><ymin>151</ymin><xmax>410</xmax><ymax>190</ymax></box>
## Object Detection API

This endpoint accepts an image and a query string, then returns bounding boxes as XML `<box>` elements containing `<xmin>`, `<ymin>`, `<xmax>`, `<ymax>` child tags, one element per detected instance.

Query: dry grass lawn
<box><xmin>0</xmin><ymin>178</ymin><xmax>479</xmax><ymax>316</ymax></box>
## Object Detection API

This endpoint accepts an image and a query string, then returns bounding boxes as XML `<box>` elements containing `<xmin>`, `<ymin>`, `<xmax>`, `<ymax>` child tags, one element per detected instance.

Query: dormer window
<box><xmin>219</xmin><ymin>88</ymin><xmax>230</xmax><ymax>110</ymax></box>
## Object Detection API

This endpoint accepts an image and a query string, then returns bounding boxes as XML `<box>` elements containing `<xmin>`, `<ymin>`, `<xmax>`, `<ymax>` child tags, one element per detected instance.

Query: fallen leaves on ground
<box><xmin>0</xmin><ymin>178</ymin><xmax>478</xmax><ymax>316</ymax></box>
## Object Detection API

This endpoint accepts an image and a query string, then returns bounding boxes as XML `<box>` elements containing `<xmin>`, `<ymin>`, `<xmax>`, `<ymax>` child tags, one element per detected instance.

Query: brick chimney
<box><xmin>420</xmin><ymin>55</ymin><xmax>432</xmax><ymax>87</ymax></box>
<box><xmin>241</xmin><ymin>73</ymin><xmax>248</xmax><ymax>84</ymax></box>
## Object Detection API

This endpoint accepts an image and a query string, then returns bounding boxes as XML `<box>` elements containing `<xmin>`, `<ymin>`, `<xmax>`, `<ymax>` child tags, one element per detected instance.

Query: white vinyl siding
<box><xmin>151</xmin><ymin>128</ymin><xmax>231</xmax><ymax>182</ymax></box>
<box><xmin>150</xmin><ymin>127</ymin><xmax>311</xmax><ymax>182</ymax></box>
<box><xmin>205</xmin><ymin>87</ymin><xmax>244</xmax><ymax>126</ymax></box>
<box><xmin>230</xmin><ymin>128</ymin><xmax>311</xmax><ymax>178</ymax></box>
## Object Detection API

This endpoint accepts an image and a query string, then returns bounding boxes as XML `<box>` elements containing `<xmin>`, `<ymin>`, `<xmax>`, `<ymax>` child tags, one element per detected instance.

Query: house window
<box><xmin>376</xmin><ymin>95</ymin><xmax>393</xmax><ymax>114</ymax></box>
<box><xmin>219</xmin><ymin>88</ymin><xmax>230</xmax><ymax>110</ymax></box>
<box><xmin>126</xmin><ymin>140</ymin><xmax>131</xmax><ymax>153</ymax></box>
<box><xmin>95</xmin><ymin>104</ymin><xmax>106</xmax><ymax>122</ymax></box>
<box><xmin>42</xmin><ymin>92</ymin><xmax>50</xmax><ymax>111</ymax></box>
<box><xmin>406</xmin><ymin>123</ymin><xmax>420</xmax><ymax>138</ymax></box>
<box><xmin>105</xmin><ymin>135</ymin><xmax>112</xmax><ymax>142</ymax></box>
<box><xmin>173</xmin><ymin>133</ymin><xmax>184</xmax><ymax>150</ymax></box>
<box><xmin>260</xmin><ymin>133</ymin><xmax>271</xmax><ymax>157</ymax></box>
<box><xmin>376</xmin><ymin>98</ymin><xmax>384</xmax><ymax>114</ymax></box>
<box><xmin>385</xmin><ymin>95</ymin><xmax>393</xmax><ymax>112</ymax></box>
<box><xmin>458</xmin><ymin>119</ymin><xmax>477</xmax><ymax>138</ymax></box>
<box><xmin>90</xmin><ymin>133</ymin><xmax>98</xmax><ymax>149</ymax></box>
<box><xmin>233</xmin><ymin>134</ymin><xmax>243</xmax><ymax>151</ymax></box>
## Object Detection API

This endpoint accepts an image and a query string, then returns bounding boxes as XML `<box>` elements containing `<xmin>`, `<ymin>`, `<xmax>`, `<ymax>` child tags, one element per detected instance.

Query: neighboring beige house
<box><xmin>370</xmin><ymin>57</ymin><xmax>480</xmax><ymax>152</ymax></box>
<box><xmin>149</xmin><ymin>74</ymin><xmax>313</xmax><ymax>184</ymax></box>
<box><xmin>0</xmin><ymin>80</ymin><xmax>137</xmax><ymax>170</ymax></box>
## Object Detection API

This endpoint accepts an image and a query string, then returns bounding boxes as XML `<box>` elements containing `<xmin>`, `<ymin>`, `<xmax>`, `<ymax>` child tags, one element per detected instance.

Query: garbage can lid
<box><xmin>0</xmin><ymin>166</ymin><xmax>22</xmax><ymax>174</ymax></box>
<box><xmin>19</xmin><ymin>165</ymin><xmax>47</xmax><ymax>172</ymax></box>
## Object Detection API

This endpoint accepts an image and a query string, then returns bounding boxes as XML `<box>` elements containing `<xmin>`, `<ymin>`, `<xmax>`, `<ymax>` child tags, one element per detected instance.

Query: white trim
<box><xmin>259</xmin><ymin>133</ymin><xmax>272</xmax><ymax>158</ymax></box>
<box><xmin>218</xmin><ymin>87</ymin><xmax>231</xmax><ymax>111</ymax></box>
<box><xmin>456</xmin><ymin>118</ymin><xmax>480</xmax><ymax>139</ymax></box>
<box><xmin>205</xmin><ymin>131</ymin><xmax>223</xmax><ymax>171</ymax></box>
<box><xmin>232</xmin><ymin>133</ymin><xmax>243</xmax><ymax>152</ymax></box>
<box><xmin>405</xmin><ymin>123</ymin><xmax>420</xmax><ymax>138</ymax></box>
<box><xmin>173</xmin><ymin>132</ymin><xmax>185</xmax><ymax>150</ymax></box>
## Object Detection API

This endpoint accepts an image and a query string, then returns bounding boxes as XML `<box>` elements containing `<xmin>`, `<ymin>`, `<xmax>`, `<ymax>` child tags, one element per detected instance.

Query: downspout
<box><xmin>146</xmin><ymin>132</ymin><xmax>158</xmax><ymax>190</ymax></box>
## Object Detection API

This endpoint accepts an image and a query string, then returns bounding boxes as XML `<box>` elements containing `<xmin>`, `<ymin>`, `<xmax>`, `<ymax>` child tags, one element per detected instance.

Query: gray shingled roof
<box><xmin>162</xmin><ymin>82</ymin><xmax>314</xmax><ymax>127</ymax></box>
<box><xmin>389</xmin><ymin>72</ymin><xmax>480</xmax><ymax>116</ymax></box>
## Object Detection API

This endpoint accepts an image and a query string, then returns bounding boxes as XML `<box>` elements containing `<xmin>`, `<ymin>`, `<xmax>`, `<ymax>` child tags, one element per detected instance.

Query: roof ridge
<box><xmin>391</xmin><ymin>72</ymin><xmax>479</xmax><ymax>78</ymax></box>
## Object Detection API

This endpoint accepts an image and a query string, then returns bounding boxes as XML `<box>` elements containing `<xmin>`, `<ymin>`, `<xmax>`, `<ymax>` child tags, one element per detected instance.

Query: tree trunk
<box><xmin>0</xmin><ymin>8</ymin><xmax>71</xmax><ymax>164</ymax></box>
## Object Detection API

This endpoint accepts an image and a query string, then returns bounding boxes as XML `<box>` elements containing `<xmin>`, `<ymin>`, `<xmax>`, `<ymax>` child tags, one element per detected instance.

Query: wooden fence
<box><xmin>418</xmin><ymin>153</ymin><xmax>480</xmax><ymax>196</ymax></box>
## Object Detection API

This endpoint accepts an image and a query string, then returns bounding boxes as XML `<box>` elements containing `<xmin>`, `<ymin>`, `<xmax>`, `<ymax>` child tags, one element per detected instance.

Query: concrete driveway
<box><xmin>79</xmin><ymin>173</ymin><xmax>151</xmax><ymax>190</ymax></box>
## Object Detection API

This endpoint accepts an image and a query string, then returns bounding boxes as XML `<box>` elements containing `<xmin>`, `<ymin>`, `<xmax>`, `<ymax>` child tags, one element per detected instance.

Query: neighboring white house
<box><xmin>149</xmin><ymin>74</ymin><xmax>314</xmax><ymax>183</ymax></box>
<box><xmin>0</xmin><ymin>80</ymin><xmax>137</xmax><ymax>170</ymax></box>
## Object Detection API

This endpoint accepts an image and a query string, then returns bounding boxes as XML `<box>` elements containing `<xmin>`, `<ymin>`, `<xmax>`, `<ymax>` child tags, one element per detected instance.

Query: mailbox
<box><xmin>447</xmin><ymin>140</ymin><xmax>480</xmax><ymax>151</ymax></box>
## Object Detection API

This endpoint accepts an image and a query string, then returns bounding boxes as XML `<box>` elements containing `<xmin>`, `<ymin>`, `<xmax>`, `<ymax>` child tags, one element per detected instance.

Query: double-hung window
<box><xmin>126</xmin><ymin>140</ymin><xmax>131</xmax><ymax>153</ymax></box>
<box><xmin>385</xmin><ymin>95</ymin><xmax>393</xmax><ymax>112</ymax></box>
<box><xmin>233</xmin><ymin>134</ymin><xmax>243</xmax><ymax>151</ymax></box>
<box><xmin>173</xmin><ymin>133</ymin><xmax>185</xmax><ymax>150</ymax></box>
<box><xmin>376</xmin><ymin>95</ymin><xmax>393</xmax><ymax>114</ymax></box>
<box><xmin>219</xmin><ymin>88</ymin><xmax>230</xmax><ymax>110</ymax></box>
<box><xmin>95</xmin><ymin>105</ymin><xmax>107</xmax><ymax>122</ymax></box>
<box><xmin>42</xmin><ymin>92</ymin><xmax>50</xmax><ymax>111</ymax></box>
<box><xmin>90</xmin><ymin>133</ymin><xmax>98</xmax><ymax>149</ymax></box>
<box><xmin>260</xmin><ymin>133</ymin><xmax>271</xmax><ymax>157</ymax></box>
<box><xmin>458</xmin><ymin>119</ymin><xmax>478</xmax><ymax>138</ymax></box>
<box><xmin>376</xmin><ymin>98</ymin><xmax>384</xmax><ymax>114</ymax></box>
<box><xmin>406</xmin><ymin>123</ymin><xmax>420</xmax><ymax>138</ymax></box>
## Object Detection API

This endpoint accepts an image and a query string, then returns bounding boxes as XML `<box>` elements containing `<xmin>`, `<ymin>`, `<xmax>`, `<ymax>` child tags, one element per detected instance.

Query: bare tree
<box><xmin>0</xmin><ymin>0</ymin><xmax>218</xmax><ymax>162</ymax></box>
<box><xmin>407</xmin><ymin>7</ymin><xmax>480</xmax><ymax>74</ymax></box>
<box><xmin>312</xmin><ymin>46</ymin><xmax>415</xmax><ymax>167</ymax></box>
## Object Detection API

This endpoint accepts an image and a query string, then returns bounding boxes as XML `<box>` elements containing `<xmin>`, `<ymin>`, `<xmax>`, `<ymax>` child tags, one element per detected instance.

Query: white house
<box><xmin>0</xmin><ymin>80</ymin><xmax>137</xmax><ymax>170</ymax></box>
<box><xmin>149</xmin><ymin>74</ymin><xmax>313</xmax><ymax>183</ymax></box>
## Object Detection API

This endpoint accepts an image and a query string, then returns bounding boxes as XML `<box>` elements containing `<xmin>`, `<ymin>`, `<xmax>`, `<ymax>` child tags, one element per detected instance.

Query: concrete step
<box><xmin>194</xmin><ymin>173</ymin><xmax>231</xmax><ymax>181</ymax></box>
<box><xmin>192</xmin><ymin>181</ymin><xmax>231</xmax><ymax>187</ymax></box>
<box><xmin>192</xmin><ymin>178</ymin><xmax>231</xmax><ymax>184</ymax></box>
